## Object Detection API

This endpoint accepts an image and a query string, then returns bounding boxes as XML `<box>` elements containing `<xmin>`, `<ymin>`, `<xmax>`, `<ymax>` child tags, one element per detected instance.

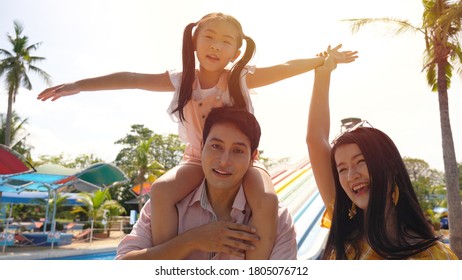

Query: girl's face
<box><xmin>195</xmin><ymin>19</ymin><xmax>241</xmax><ymax>73</ymax></box>
<box><xmin>334</xmin><ymin>143</ymin><xmax>370</xmax><ymax>210</ymax></box>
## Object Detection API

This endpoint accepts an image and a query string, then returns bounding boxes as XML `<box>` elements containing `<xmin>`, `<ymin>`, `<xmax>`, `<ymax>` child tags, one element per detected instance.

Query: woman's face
<box><xmin>334</xmin><ymin>143</ymin><xmax>370</xmax><ymax>210</ymax></box>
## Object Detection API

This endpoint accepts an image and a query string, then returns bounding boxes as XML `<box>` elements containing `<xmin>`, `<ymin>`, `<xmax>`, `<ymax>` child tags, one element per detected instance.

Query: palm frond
<box><xmin>342</xmin><ymin>17</ymin><xmax>423</xmax><ymax>36</ymax></box>
<box><xmin>451</xmin><ymin>45</ymin><xmax>462</xmax><ymax>74</ymax></box>
<box><xmin>10</xmin><ymin>114</ymin><xmax>28</xmax><ymax>136</ymax></box>
<box><xmin>423</xmin><ymin>0</ymin><xmax>438</xmax><ymax>25</ymax></box>
<box><xmin>102</xmin><ymin>200</ymin><xmax>127</xmax><ymax>215</ymax></box>
<box><xmin>426</xmin><ymin>63</ymin><xmax>437</xmax><ymax>91</ymax></box>
<box><xmin>20</xmin><ymin>73</ymin><xmax>33</xmax><ymax>91</ymax></box>
<box><xmin>28</xmin><ymin>55</ymin><xmax>46</xmax><ymax>63</ymax></box>
<box><xmin>13</xmin><ymin>20</ymin><xmax>24</xmax><ymax>36</ymax></box>
<box><xmin>75</xmin><ymin>192</ymin><xmax>93</xmax><ymax>207</ymax></box>
<box><xmin>71</xmin><ymin>206</ymin><xmax>89</xmax><ymax>216</ymax></box>
<box><xmin>0</xmin><ymin>48</ymin><xmax>13</xmax><ymax>57</ymax></box>
<box><xmin>438</xmin><ymin>0</ymin><xmax>462</xmax><ymax>26</ymax></box>
<box><xmin>92</xmin><ymin>189</ymin><xmax>111</xmax><ymax>208</ymax></box>
<box><xmin>28</xmin><ymin>64</ymin><xmax>52</xmax><ymax>85</ymax></box>
<box><xmin>26</xmin><ymin>42</ymin><xmax>42</xmax><ymax>52</ymax></box>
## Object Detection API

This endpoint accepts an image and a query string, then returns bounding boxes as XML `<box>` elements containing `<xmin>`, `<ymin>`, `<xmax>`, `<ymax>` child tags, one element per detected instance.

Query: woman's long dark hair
<box><xmin>322</xmin><ymin>127</ymin><xmax>439</xmax><ymax>259</ymax></box>
<box><xmin>172</xmin><ymin>13</ymin><xmax>256</xmax><ymax>122</ymax></box>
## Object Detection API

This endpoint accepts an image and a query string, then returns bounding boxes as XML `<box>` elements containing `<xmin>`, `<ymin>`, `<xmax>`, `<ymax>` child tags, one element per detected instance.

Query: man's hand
<box><xmin>187</xmin><ymin>221</ymin><xmax>260</xmax><ymax>258</ymax></box>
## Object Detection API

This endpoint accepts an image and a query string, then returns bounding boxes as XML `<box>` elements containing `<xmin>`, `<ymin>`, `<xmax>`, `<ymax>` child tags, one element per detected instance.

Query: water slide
<box><xmin>271</xmin><ymin>157</ymin><xmax>329</xmax><ymax>260</ymax></box>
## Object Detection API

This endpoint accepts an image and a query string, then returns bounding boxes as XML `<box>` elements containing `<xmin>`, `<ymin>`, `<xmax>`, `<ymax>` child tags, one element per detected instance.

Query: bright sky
<box><xmin>1</xmin><ymin>0</ymin><xmax>461</xmax><ymax>172</ymax></box>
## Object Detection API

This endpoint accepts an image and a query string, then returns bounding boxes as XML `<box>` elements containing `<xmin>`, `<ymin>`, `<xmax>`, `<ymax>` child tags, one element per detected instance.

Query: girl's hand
<box><xmin>327</xmin><ymin>44</ymin><xmax>358</xmax><ymax>64</ymax></box>
<box><xmin>37</xmin><ymin>83</ymin><xmax>80</xmax><ymax>101</ymax></box>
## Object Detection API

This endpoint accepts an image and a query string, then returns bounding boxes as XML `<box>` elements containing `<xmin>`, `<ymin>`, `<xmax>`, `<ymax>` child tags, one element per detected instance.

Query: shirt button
<box><xmin>202</xmin><ymin>115</ymin><xmax>205</xmax><ymax>119</ymax></box>
<box><xmin>199</xmin><ymin>102</ymin><xmax>203</xmax><ymax>106</ymax></box>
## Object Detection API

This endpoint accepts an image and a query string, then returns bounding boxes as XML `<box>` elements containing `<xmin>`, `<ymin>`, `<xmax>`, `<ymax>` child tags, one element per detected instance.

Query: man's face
<box><xmin>201</xmin><ymin>122</ymin><xmax>253</xmax><ymax>190</ymax></box>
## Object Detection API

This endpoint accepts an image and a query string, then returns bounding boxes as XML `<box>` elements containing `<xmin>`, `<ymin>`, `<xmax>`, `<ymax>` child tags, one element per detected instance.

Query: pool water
<box><xmin>44</xmin><ymin>251</ymin><xmax>116</xmax><ymax>260</ymax></box>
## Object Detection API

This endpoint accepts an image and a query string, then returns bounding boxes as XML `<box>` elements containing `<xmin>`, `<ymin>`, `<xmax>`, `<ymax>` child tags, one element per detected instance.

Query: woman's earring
<box><xmin>348</xmin><ymin>203</ymin><xmax>357</xmax><ymax>220</ymax></box>
<box><xmin>392</xmin><ymin>184</ymin><xmax>399</xmax><ymax>206</ymax></box>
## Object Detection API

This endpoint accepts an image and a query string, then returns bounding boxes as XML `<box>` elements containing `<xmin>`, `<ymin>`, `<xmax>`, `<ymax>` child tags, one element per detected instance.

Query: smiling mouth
<box><xmin>351</xmin><ymin>183</ymin><xmax>369</xmax><ymax>195</ymax></box>
<box><xmin>213</xmin><ymin>168</ymin><xmax>231</xmax><ymax>176</ymax></box>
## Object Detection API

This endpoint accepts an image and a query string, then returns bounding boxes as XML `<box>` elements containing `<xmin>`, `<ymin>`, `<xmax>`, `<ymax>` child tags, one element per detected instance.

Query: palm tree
<box><xmin>0</xmin><ymin>20</ymin><xmax>51</xmax><ymax>146</ymax></box>
<box><xmin>72</xmin><ymin>188</ymin><xmax>126</xmax><ymax>235</ymax></box>
<box><xmin>344</xmin><ymin>0</ymin><xmax>462</xmax><ymax>257</ymax></box>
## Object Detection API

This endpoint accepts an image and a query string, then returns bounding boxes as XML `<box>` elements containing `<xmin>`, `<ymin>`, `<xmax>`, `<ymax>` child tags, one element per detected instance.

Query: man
<box><xmin>116</xmin><ymin>107</ymin><xmax>297</xmax><ymax>260</ymax></box>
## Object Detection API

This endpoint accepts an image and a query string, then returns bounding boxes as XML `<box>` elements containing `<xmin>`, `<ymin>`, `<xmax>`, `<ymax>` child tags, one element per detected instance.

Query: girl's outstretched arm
<box><xmin>246</xmin><ymin>44</ymin><xmax>357</xmax><ymax>89</ymax></box>
<box><xmin>37</xmin><ymin>71</ymin><xmax>174</xmax><ymax>101</ymax></box>
<box><xmin>247</xmin><ymin>56</ymin><xmax>325</xmax><ymax>88</ymax></box>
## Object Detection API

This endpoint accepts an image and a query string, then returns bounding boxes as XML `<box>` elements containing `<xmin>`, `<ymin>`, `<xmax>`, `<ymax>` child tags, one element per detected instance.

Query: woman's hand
<box><xmin>327</xmin><ymin>44</ymin><xmax>358</xmax><ymax>65</ymax></box>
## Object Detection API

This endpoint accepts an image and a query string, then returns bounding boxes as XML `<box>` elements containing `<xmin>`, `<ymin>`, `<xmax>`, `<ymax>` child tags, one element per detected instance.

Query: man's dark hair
<box><xmin>203</xmin><ymin>107</ymin><xmax>261</xmax><ymax>154</ymax></box>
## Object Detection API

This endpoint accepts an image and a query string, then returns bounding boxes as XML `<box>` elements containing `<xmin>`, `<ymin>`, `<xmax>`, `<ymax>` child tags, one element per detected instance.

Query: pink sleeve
<box><xmin>269</xmin><ymin>207</ymin><xmax>298</xmax><ymax>260</ymax></box>
<box><xmin>115</xmin><ymin>201</ymin><xmax>153</xmax><ymax>259</ymax></box>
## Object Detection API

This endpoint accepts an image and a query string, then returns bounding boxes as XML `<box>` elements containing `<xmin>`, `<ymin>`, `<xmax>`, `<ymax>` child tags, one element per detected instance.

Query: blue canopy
<box><xmin>0</xmin><ymin>173</ymin><xmax>67</xmax><ymax>193</ymax></box>
<box><xmin>0</xmin><ymin>191</ymin><xmax>83</xmax><ymax>205</ymax></box>
<box><xmin>0</xmin><ymin>163</ymin><xmax>128</xmax><ymax>194</ymax></box>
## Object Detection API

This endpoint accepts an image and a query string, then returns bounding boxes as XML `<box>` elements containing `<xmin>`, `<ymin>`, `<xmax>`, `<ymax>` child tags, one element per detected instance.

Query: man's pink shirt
<box><xmin>116</xmin><ymin>181</ymin><xmax>297</xmax><ymax>260</ymax></box>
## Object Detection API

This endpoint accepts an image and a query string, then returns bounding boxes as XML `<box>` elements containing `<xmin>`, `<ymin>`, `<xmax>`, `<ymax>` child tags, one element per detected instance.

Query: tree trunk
<box><xmin>4</xmin><ymin>89</ymin><xmax>14</xmax><ymax>146</ymax></box>
<box><xmin>437</xmin><ymin>61</ymin><xmax>462</xmax><ymax>258</ymax></box>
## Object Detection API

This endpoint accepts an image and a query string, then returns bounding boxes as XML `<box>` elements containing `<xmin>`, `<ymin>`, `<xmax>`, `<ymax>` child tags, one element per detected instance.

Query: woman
<box><xmin>306</xmin><ymin>50</ymin><xmax>458</xmax><ymax>260</ymax></box>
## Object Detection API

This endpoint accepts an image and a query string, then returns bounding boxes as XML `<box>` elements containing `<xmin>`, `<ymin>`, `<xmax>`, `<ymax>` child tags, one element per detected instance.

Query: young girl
<box><xmin>306</xmin><ymin>48</ymin><xmax>458</xmax><ymax>259</ymax></box>
<box><xmin>38</xmin><ymin>12</ymin><xmax>354</xmax><ymax>259</ymax></box>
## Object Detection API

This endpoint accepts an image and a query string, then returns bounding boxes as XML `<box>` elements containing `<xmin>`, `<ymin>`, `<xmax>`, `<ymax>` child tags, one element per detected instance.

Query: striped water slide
<box><xmin>271</xmin><ymin>157</ymin><xmax>329</xmax><ymax>259</ymax></box>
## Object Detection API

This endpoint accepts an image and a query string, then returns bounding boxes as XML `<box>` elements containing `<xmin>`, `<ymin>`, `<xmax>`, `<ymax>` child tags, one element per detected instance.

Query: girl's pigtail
<box><xmin>173</xmin><ymin>22</ymin><xmax>197</xmax><ymax>122</ymax></box>
<box><xmin>228</xmin><ymin>35</ymin><xmax>256</xmax><ymax>110</ymax></box>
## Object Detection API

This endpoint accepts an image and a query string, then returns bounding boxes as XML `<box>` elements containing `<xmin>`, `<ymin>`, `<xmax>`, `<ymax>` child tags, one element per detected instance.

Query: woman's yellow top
<box><xmin>321</xmin><ymin>204</ymin><xmax>459</xmax><ymax>260</ymax></box>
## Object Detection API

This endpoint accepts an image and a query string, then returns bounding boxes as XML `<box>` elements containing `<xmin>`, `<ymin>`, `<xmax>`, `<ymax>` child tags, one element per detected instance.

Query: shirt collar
<box><xmin>189</xmin><ymin>179</ymin><xmax>247</xmax><ymax>213</ymax></box>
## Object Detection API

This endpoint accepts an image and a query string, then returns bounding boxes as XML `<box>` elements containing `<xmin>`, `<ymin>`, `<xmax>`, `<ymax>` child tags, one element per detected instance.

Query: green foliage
<box><xmin>10</xmin><ymin>204</ymin><xmax>44</xmax><ymax>221</ymax></box>
<box><xmin>112</xmin><ymin>124</ymin><xmax>185</xmax><ymax>209</ymax></box>
<box><xmin>72</xmin><ymin>188</ymin><xmax>126</xmax><ymax>222</ymax></box>
<box><xmin>114</xmin><ymin>124</ymin><xmax>184</xmax><ymax>172</ymax></box>
<box><xmin>6</xmin><ymin>193</ymin><xmax>77</xmax><ymax>226</ymax></box>
<box><xmin>34</xmin><ymin>153</ymin><xmax>103</xmax><ymax>168</ymax></box>
<box><xmin>403</xmin><ymin>157</ymin><xmax>446</xmax><ymax>211</ymax></box>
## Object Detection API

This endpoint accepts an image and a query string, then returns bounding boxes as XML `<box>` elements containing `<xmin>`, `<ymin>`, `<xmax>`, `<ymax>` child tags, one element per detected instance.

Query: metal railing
<box><xmin>1</xmin><ymin>217</ymin><xmax>132</xmax><ymax>253</ymax></box>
